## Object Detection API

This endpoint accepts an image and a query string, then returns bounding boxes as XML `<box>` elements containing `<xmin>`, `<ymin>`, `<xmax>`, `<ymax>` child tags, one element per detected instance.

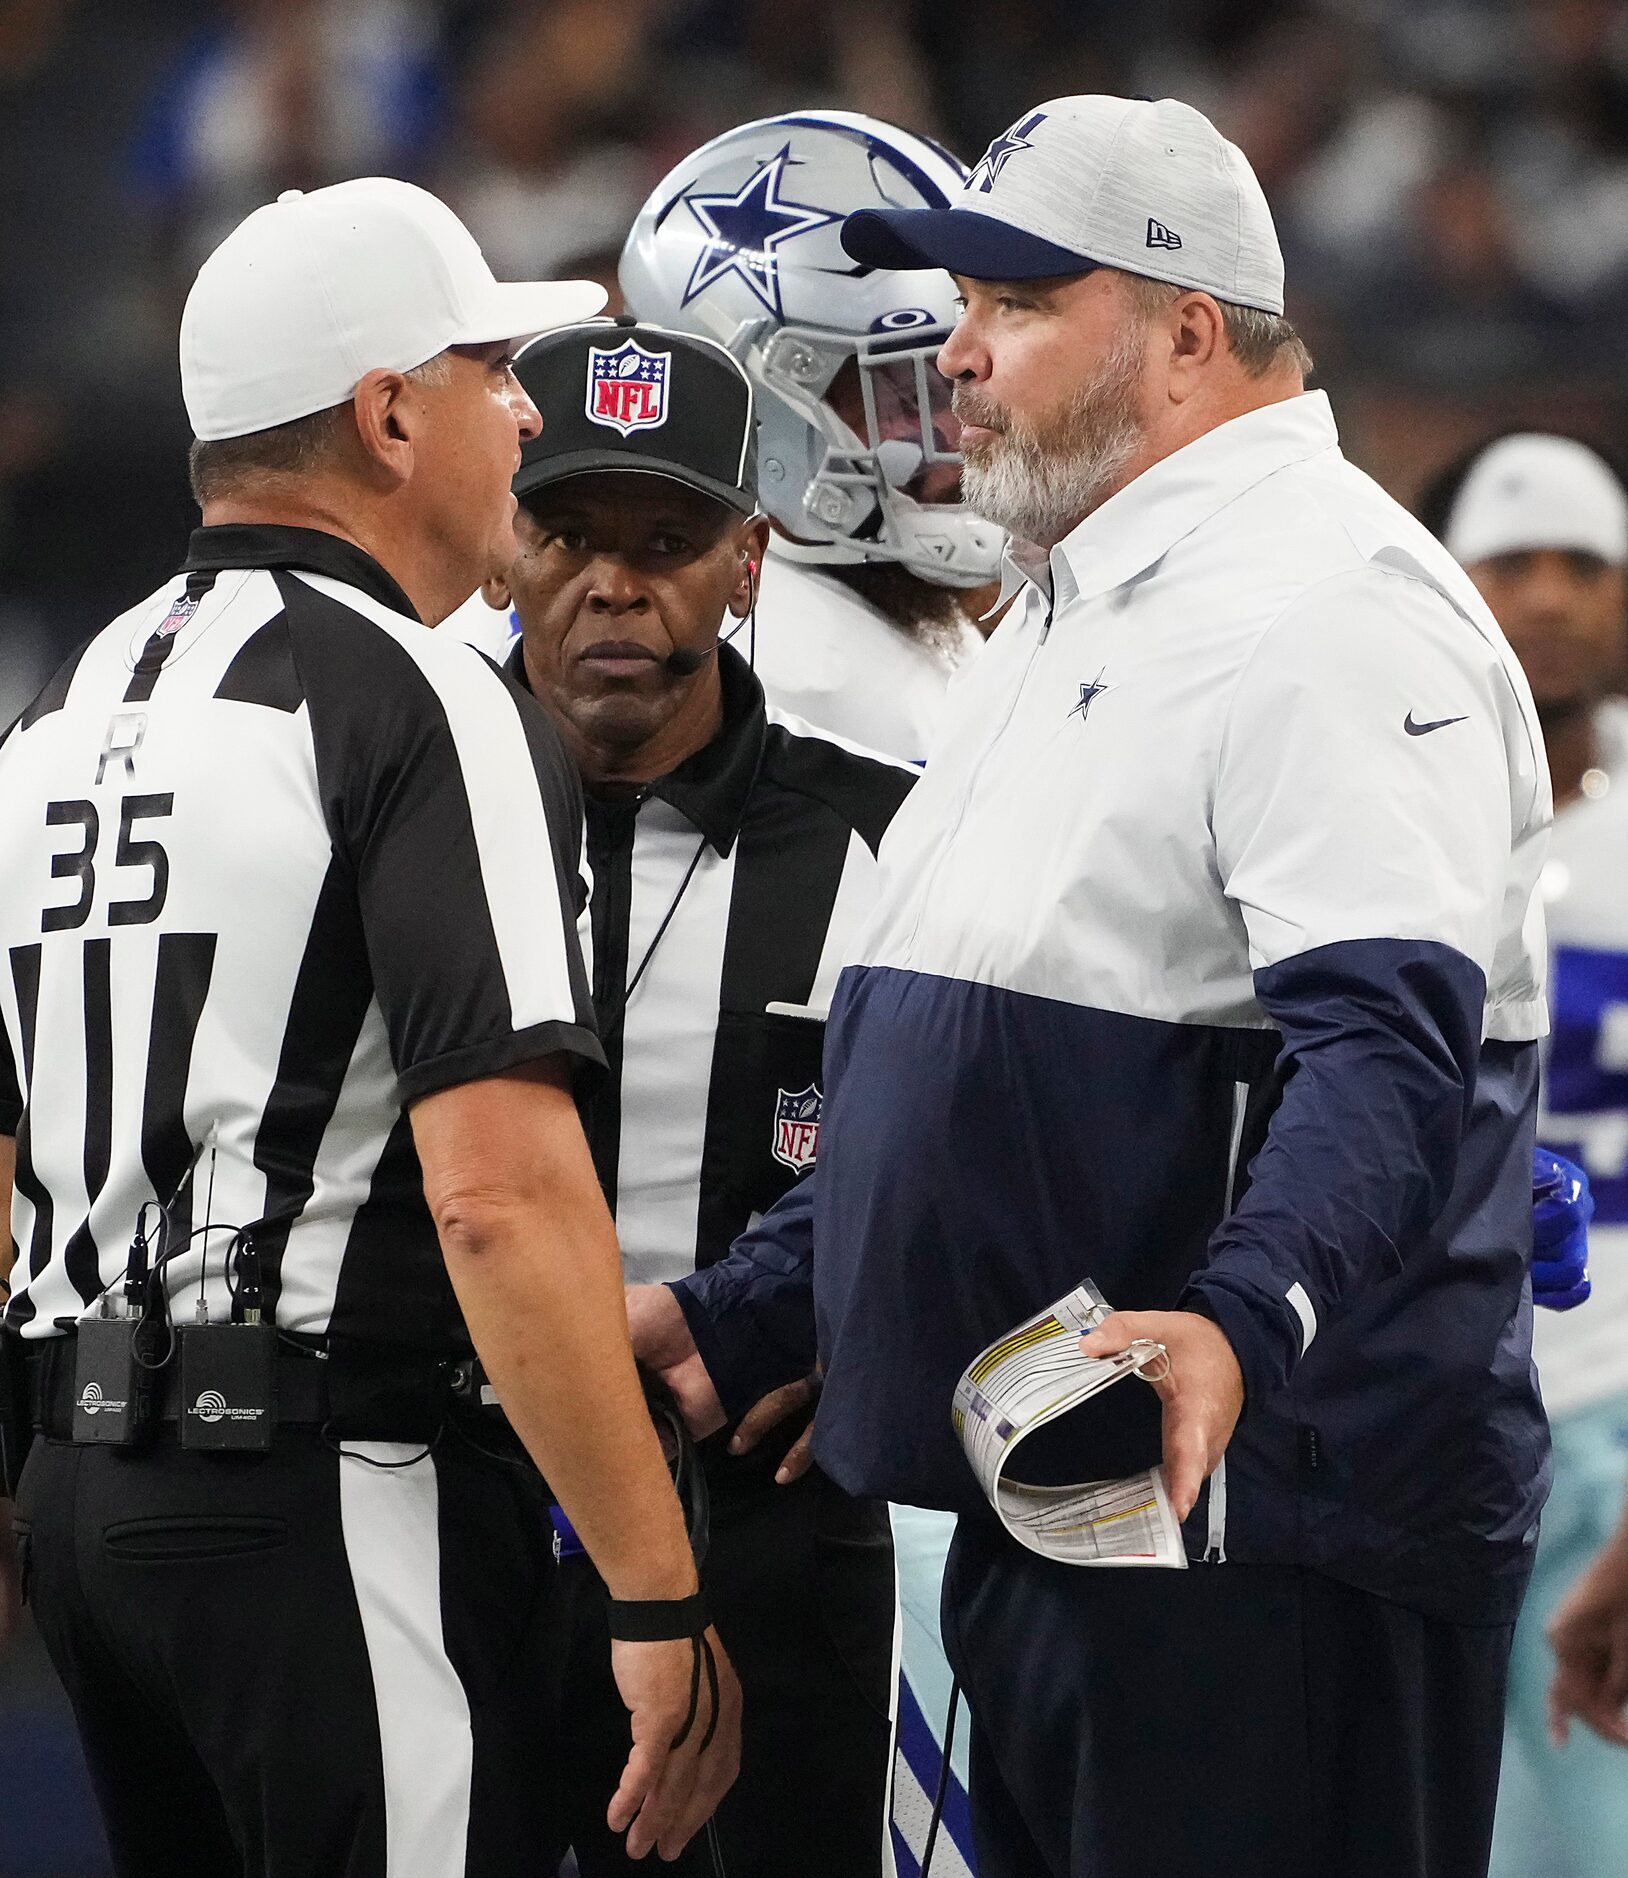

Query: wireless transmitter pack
<box><xmin>73</xmin><ymin>1215</ymin><xmax>164</xmax><ymax>1447</ymax></box>
<box><xmin>72</xmin><ymin>1313</ymin><xmax>165</xmax><ymax>1446</ymax></box>
<box><xmin>179</xmin><ymin>1233</ymin><xmax>275</xmax><ymax>1454</ymax></box>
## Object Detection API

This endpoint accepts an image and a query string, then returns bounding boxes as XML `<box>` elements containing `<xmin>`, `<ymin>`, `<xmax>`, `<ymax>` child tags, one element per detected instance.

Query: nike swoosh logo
<box><xmin>1404</xmin><ymin>712</ymin><xmax>1468</xmax><ymax>736</ymax></box>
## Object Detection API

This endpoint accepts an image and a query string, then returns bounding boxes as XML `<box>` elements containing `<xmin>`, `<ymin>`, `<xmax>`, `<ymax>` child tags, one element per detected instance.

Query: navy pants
<box><xmin>943</xmin><ymin>1519</ymin><xmax>1516</xmax><ymax>1878</ymax></box>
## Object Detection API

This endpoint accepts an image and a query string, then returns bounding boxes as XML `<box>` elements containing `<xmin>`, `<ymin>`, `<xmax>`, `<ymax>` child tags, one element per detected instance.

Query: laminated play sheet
<box><xmin>951</xmin><ymin>1280</ymin><xmax>1186</xmax><ymax>1568</ymax></box>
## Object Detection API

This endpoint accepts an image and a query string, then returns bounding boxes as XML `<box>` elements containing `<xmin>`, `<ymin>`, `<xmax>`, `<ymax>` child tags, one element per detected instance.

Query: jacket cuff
<box><xmin>669</xmin><ymin>1272</ymin><xmax>814</xmax><ymax>1424</ymax></box>
<box><xmin>1181</xmin><ymin>1270</ymin><xmax>1307</xmax><ymax>1408</ymax></box>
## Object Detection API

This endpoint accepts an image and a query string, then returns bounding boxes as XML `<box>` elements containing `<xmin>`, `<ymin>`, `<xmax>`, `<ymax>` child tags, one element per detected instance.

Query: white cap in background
<box><xmin>842</xmin><ymin>95</ymin><xmax>1284</xmax><ymax>314</ymax></box>
<box><xmin>180</xmin><ymin>177</ymin><xmax>608</xmax><ymax>442</ymax></box>
<box><xmin>1445</xmin><ymin>434</ymin><xmax>1628</xmax><ymax>568</ymax></box>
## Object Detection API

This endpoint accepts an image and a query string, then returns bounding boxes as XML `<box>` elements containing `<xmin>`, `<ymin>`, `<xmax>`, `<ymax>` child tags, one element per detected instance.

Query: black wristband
<box><xmin>606</xmin><ymin>1591</ymin><xmax>710</xmax><ymax>1642</ymax></box>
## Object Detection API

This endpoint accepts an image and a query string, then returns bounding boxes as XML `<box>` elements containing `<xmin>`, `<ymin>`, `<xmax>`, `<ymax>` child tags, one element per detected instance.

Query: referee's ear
<box><xmin>350</xmin><ymin>366</ymin><xmax>418</xmax><ymax>489</ymax></box>
<box><xmin>727</xmin><ymin>514</ymin><xmax>772</xmax><ymax>617</ymax></box>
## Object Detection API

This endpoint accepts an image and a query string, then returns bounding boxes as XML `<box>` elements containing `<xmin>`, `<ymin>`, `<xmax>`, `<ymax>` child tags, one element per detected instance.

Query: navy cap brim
<box><xmin>513</xmin><ymin>451</ymin><xmax>756</xmax><ymax>518</ymax></box>
<box><xmin>841</xmin><ymin>207</ymin><xmax>1101</xmax><ymax>281</ymax></box>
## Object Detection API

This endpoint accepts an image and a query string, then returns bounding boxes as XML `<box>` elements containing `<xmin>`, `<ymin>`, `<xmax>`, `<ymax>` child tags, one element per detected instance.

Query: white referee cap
<box><xmin>1444</xmin><ymin>434</ymin><xmax>1628</xmax><ymax>567</ymax></box>
<box><xmin>843</xmin><ymin>95</ymin><xmax>1284</xmax><ymax>315</ymax></box>
<box><xmin>180</xmin><ymin>177</ymin><xmax>608</xmax><ymax>442</ymax></box>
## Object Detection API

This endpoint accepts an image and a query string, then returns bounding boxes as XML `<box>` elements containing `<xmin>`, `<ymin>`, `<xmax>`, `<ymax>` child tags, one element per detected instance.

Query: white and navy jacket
<box><xmin>675</xmin><ymin>392</ymin><xmax>1552</xmax><ymax>1622</ymax></box>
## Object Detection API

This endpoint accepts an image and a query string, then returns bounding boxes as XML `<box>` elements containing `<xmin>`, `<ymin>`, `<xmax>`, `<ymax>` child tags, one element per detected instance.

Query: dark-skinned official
<box><xmin>484</xmin><ymin>318</ymin><xmax>913</xmax><ymax>1878</ymax></box>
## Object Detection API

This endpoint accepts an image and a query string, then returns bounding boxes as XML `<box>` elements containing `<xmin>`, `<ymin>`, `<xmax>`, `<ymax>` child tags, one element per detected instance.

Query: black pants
<box><xmin>546</xmin><ymin>1465</ymin><xmax>895</xmax><ymax>1878</ymax></box>
<box><xmin>943</xmin><ymin>1518</ymin><xmax>1517</xmax><ymax>1878</ymax></box>
<box><xmin>13</xmin><ymin>1424</ymin><xmax>565</xmax><ymax>1878</ymax></box>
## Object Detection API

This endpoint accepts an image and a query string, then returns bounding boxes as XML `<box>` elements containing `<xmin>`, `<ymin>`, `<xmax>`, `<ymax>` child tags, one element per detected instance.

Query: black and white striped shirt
<box><xmin>508</xmin><ymin>642</ymin><xmax>915</xmax><ymax>1285</ymax></box>
<box><xmin>0</xmin><ymin>524</ymin><xmax>600</xmax><ymax>1351</ymax></box>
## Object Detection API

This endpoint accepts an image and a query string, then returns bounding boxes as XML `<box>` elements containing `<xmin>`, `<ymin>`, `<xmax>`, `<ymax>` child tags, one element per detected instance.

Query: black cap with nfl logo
<box><xmin>512</xmin><ymin>315</ymin><xmax>758</xmax><ymax>515</ymax></box>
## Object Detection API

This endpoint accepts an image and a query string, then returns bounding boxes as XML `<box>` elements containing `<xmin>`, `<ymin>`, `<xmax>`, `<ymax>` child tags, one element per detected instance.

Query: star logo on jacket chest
<box><xmin>1069</xmin><ymin>671</ymin><xmax>1112</xmax><ymax>724</ymax></box>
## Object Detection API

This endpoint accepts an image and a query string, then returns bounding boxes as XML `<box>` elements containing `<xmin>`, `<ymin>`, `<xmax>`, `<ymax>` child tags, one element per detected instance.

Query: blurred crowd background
<box><xmin>2</xmin><ymin>0</ymin><xmax>1628</xmax><ymax>726</ymax></box>
<box><xmin>4</xmin><ymin>0</ymin><xmax>1628</xmax><ymax>1869</ymax></box>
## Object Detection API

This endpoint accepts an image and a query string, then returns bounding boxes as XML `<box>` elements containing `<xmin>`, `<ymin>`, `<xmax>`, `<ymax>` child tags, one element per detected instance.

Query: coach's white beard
<box><xmin>958</xmin><ymin>320</ymin><xmax>1147</xmax><ymax>547</ymax></box>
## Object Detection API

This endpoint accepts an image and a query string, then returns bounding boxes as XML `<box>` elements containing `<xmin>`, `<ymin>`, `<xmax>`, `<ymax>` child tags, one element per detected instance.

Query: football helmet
<box><xmin>619</xmin><ymin>110</ymin><xmax>1004</xmax><ymax>588</ymax></box>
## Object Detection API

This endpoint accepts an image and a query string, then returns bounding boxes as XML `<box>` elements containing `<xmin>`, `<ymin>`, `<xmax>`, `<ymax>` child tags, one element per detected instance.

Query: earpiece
<box><xmin>669</xmin><ymin>553</ymin><xmax>759</xmax><ymax>677</ymax></box>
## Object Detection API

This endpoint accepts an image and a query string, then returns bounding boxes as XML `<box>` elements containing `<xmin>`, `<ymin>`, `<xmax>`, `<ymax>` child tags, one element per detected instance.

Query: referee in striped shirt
<box><xmin>0</xmin><ymin>182</ymin><xmax>738</xmax><ymax>1876</ymax></box>
<box><xmin>487</xmin><ymin>319</ymin><xmax>915</xmax><ymax>1877</ymax></box>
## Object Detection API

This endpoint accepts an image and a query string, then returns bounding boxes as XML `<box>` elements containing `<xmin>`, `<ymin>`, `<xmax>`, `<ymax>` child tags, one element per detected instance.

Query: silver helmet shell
<box><xmin>619</xmin><ymin>109</ymin><xmax>1004</xmax><ymax>588</ymax></box>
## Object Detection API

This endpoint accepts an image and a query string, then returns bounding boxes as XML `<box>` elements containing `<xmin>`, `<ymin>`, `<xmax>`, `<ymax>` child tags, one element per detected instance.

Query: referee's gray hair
<box><xmin>1120</xmin><ymin>274</ymin><xmax>1313</xmax><ymax>381</ymax></box>
<box><xmin>188</xmin><ymin>353</ymin><xmax>456</xmax><ymax>505</ymax></box>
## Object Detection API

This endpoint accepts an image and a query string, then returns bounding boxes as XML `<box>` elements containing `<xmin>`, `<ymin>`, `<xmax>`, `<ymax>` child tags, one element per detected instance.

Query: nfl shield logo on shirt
<box><xmin>156</xmin><ymin>594</ymin><xmax>200</xmax><ymax>638</ymax></box>
<box><xmin>772</xmin><ymin>1084</ymin><xmax>822</xmax><ymax>1173</ymax></box>
<box><xmin>585</xmin><ymin>339</ymin><xmax>671</xmax><ymax>438</ymax></box>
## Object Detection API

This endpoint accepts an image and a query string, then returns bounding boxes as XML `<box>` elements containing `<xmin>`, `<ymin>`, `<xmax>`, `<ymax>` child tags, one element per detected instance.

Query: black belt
<box><xmin>24</xmin><ymin>1333</ymin><xmax>460</xmax><ymax>1446</ymax></box>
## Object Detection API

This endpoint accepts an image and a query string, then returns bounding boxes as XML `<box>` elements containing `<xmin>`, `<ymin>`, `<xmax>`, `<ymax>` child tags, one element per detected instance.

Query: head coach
<box><xmin>630</xmin><ymin>95</ymin><xmax>1553</xmax><ymax>1878</ymax></box>
<box><xmin>0</xmin><ymin>179</ymin><xmax>738</xmax><ymax>1875</ymax></box>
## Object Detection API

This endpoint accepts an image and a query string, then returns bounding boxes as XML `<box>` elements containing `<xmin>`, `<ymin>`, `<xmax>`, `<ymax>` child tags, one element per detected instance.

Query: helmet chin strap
<box><xmin>764</xmin><ymin>515</ymin><xmax>1005</xmax><ymax>590</ymax></box>
<box><xmin>762</xmin><ymin>528</ymin><xmax>871</xmax><ymax>571</ymax></box>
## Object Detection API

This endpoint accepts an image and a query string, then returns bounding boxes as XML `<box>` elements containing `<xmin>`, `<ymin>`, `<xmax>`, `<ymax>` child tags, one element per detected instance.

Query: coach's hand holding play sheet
<box><xmin>953</xmin><ymin>1281</ymin><xmax>1244</xmax><ymax>1566</ymax></box>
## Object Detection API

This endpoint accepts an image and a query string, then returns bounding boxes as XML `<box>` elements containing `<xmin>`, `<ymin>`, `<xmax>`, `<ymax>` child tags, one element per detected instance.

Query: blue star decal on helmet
<box><xmin>968</xmin><ymin>111</ymin><xmax>1048</xmax><ymax>193</ymax></box>
<box><xmin>679</xmin><ymin>145</ymin><xmax>844</xmax><ymax>319</ymax></box>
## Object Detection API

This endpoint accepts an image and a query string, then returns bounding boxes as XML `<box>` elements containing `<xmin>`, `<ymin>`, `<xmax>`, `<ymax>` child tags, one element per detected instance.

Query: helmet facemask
<box><xmin>753</xmin><ymin>318</ymin><xmax>1005</xmax><ymax>589</ymax></box>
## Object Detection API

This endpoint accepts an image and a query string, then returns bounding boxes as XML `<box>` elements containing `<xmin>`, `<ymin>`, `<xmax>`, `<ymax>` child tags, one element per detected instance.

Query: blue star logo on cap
<box><xmin>679</xmin><ymin>146</ymin><xmax>843</xmax><ymax>320</ymax></box>
<box><xmin>969</xmin><ymin>112</ymin><xmax>1048</xmax><ymax>194</ymax></box>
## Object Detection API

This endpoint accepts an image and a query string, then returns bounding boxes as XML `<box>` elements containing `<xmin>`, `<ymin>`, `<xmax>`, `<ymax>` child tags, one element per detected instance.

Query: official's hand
<box><xmin>608</xmin><ymin>1627</ymin><xmax>742</xmax><ymax>1858</ymax></box>
<box><xmin>1078</xmin><ymin>1310</ymin><xmax>1244</xmax><ymax>1522</ymax></box>
<box><xmin>729</xmin><ymin>1374</ymin><xmax>819</xmax><ymax>1484</ymax></box>
<box><xmin>1547</xmin><ymin>1528</ymin><xmax>1628</xmax><ymax>1749</ymax></box>
<box><xmin>624</xmin><ymin>1285</ymin><xmax>726</xmax><ymax>1442</ymax></box>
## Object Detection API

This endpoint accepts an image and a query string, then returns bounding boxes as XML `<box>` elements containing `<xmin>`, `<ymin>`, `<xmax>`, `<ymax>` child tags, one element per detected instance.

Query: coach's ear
<box><xmin>481</xmin><ymin>572</ymin><xmax>512</xmax><ymax>610</ymax></box>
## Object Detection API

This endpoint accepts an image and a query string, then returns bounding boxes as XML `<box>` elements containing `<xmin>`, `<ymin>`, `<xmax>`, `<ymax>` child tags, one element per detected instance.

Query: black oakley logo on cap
<box><xmin>585</xmin><ymin>338</ymin><xmax>671</xmax><ymax>438</ymax></box>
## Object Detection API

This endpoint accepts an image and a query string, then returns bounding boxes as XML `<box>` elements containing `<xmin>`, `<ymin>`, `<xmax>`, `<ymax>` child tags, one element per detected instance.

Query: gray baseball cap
<box><xmin>842</xmin><ymin>95</ymin><xmax>1285</xmax><ymax>316</ymax></box>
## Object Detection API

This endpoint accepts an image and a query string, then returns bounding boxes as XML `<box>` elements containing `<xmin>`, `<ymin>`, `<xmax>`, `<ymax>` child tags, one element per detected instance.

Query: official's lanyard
<box><xmin>594</xmin><ymin>826</ymin><xmax>710</xmax><ymax>1049</ymax></box>
<box><xmin>593</xmin><ymin>593</ymin><xmax>760</xmax><ymax>1048</ymax></box>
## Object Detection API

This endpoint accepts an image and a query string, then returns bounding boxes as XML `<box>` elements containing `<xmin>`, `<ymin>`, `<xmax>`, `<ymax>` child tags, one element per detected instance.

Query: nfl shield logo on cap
<box><xmin>586</xmin><ymin>338</ymin><xmax>671</xmax><ymax>438</ymax></box>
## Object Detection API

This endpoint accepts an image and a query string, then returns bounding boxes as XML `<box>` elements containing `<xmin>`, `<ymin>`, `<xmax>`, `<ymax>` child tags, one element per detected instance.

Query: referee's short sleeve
<box><xmin>289</xmin><ymin>594</ymin><xmax>603</xmax><ymax>1104</ymax></box>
